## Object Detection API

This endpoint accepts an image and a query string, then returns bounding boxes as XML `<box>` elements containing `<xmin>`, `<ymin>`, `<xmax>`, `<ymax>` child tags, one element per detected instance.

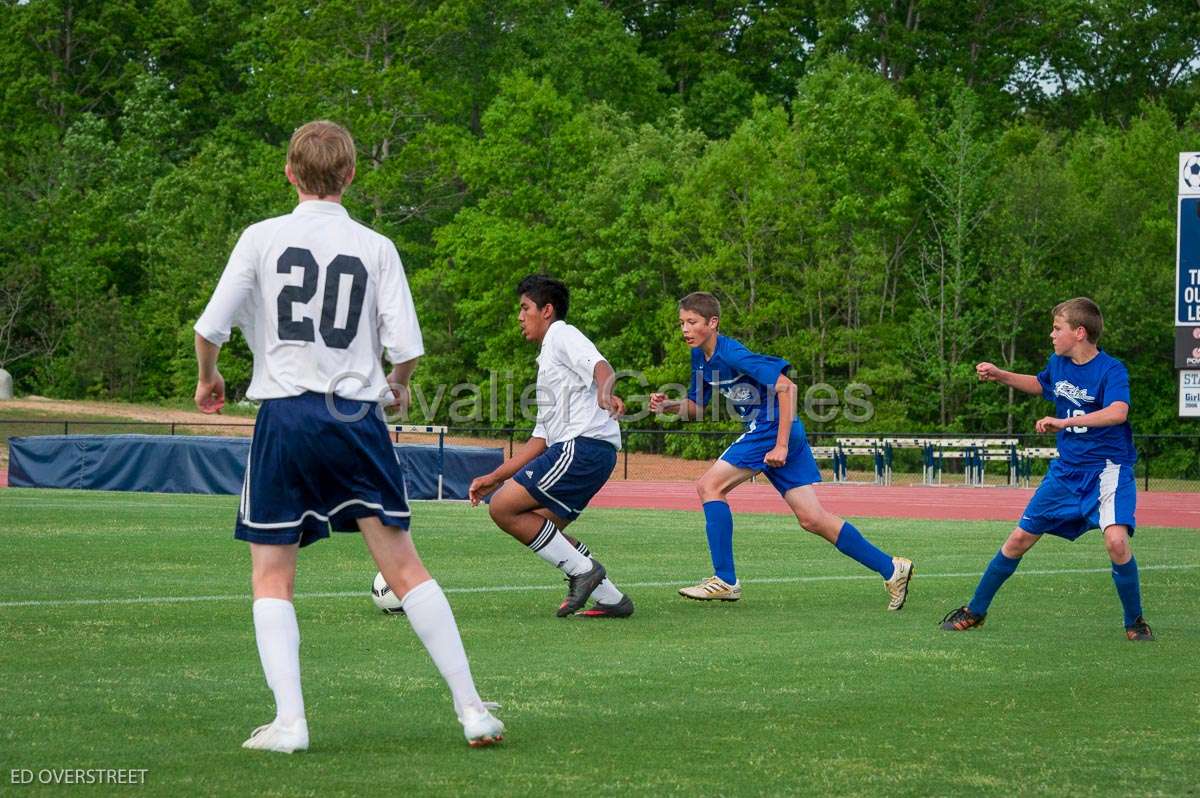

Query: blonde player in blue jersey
<box><xmin>650</xmin><ymin>292</ymin><xmax>914</xmax><ymax>608</ymax></box>
<box><xmin>194</xmin><ymin>120</ymin><xmax>504</xmax><ymax>753</ymax></box>
<box><xmin>941</xmin><ymin>298</ymin><xmax>1153</xmax><ymax>640</ymax></box>
<box><xmin>468</xmin><ymin>275</ymin><xmax>634</xmax><ymax>619</ymax></box>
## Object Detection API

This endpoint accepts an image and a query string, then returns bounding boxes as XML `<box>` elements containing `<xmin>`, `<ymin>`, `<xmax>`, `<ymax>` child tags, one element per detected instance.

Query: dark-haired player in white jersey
<box><xmin>468</xmin><ymin>275</ymin><xmax>634</xmax><ymax>619</ymax></box>
<box><xmin>194</xmin><ymin>120</ymin><xmax>504</xmax><ymax>753</ymax></box>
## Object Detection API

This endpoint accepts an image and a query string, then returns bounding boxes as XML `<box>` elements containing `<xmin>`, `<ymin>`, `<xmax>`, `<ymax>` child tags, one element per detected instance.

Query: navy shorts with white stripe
<box><xmin>235</xmin><ymin>391</ymin><xmax>410</xmax><ymax>547</ymax></box>
<box><xmin>513</xmin><ymin>436</ymin><xmax>617</xmax><ymax>521</ymax></box>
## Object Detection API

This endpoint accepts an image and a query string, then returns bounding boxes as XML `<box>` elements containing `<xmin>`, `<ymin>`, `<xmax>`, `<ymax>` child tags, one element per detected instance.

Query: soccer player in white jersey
<box><xmin>468</xmin><ymin>275</ymin><xmax>634</xmax><ymax>618</ymax></box>
<box><xmin>193</xmin><ymin>120</ymin><xmax>503</xmax><ymax>753</ymax></box>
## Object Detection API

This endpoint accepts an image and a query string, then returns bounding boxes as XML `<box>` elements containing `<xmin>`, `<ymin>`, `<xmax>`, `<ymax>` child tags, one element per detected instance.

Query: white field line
<box><xmin>0</xmin><ymin>564</ymin><xmax>1196</xmax><ymax>609</ymax></box>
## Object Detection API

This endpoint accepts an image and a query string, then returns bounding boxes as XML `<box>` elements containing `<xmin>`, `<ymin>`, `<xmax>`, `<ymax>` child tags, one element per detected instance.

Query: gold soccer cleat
<box><xmin>678</xmin><ymin>575</ymin><xmax>742</xmax><ymax>602</ymax></box>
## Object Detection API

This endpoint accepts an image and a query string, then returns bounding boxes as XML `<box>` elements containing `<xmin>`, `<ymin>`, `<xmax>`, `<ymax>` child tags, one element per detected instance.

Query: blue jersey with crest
<box><xmin>1035</xmin><ymin>351</ymin><xmax>1136</xmax><ymax>468</ymax></box>
<box><xmin>687</xmin><ymin>335</ymin><xmax>792</xmax><ymax>427</ymax></box>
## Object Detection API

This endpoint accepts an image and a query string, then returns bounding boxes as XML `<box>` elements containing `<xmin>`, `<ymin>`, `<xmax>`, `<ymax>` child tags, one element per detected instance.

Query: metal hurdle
<box><xmin>835</xmin><ymin>437</ymin><xmax>886</xmax><ymax>485</ymax></box>
<box><xmin>1019</xmin><ymin>447</ymin><xmax>1059</xmax><ymax>487</ymax></box>
<box><xmin>931</xmin><ymin>439</ymin><xmax>977</xmax><ymax>485</ymax></box>
<box><xmin>880</xmin><ymin>437</ymin><xmax>933</xmax><ymax>485</ymax></box>
<box><xmin>930</xmin><ymin>438</ymin><xmax>1020</xmax><ymax>486</ymax></box>
<box><xmin>394</xmin><ymin>424</ymin><xmax>448</xmax><ymax>499</ymax></box>
<box><xmin>811</xmin><ymin>445</ymin><xmax>845</xmax><ymax>482</ymax></box>
<box><xmin>979</xmin><ymin>439</ymin><xmax>1021</xmax><ymax>486</ymax></box>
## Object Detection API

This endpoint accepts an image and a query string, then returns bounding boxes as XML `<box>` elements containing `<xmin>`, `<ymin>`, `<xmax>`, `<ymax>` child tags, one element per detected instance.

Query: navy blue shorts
<box><xmin>513</xmin><ymin>437</ymin><xmax>617</xmax><ymax>521</ymax></box>
<box><xmin>235</xmin><ymin>392</ymin><xmax>410</xmax><ymax>547</ymax></box>
<box><xmin>1019</xmin><ymin>460</ymin><xmax>1137</xmax><ymax>541</ymax></box>
<box><xmin>720</xmin><ymin>420</ymin><xmax>822</xmax><ymax>494</ymax></box>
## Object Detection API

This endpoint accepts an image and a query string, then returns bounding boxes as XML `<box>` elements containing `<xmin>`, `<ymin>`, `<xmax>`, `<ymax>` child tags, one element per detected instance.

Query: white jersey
<box><xmin>194</xmin><ymin>201</ymin><xmax>423</xmax><ymax>401</ymax></box>
<box><xmin>531</xmin><ymin>320</ymin><xmax>622</xmax><ymax>449</ymax></box>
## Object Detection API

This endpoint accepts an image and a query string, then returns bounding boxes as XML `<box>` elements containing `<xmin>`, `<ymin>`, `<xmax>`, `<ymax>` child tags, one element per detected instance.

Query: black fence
<box><xmin>2</xmin><ymin>419</ymin><xmax>1198</xmax><ymax>492</ymax></box>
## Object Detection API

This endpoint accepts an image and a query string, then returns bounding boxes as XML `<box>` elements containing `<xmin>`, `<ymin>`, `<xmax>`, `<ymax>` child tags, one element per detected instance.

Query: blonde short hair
<box><xmin>287</xmin><ymin>120</ymin><xmax>355</xmax><ymax>198</ymax></box>
<box><xmin>1053</xmin><ymin>297</ymin><xmax>1104</xmax><ymax>344</ymax></box>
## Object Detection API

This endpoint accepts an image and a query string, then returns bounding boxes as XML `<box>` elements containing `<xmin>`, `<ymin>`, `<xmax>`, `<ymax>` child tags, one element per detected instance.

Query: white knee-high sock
<box><xmin>590</xmin><ymin>578</ymin><xmax>624</xmax><ymax>604</ymax></box>
<box><xmin>401</xmin><ymin>580</ymin><xmax>485</xmax><ymax>720</ymax></box>
<box><xmin>528</xmin><ymin>520</ymin><xmax>591</xmax><ymax>576</ymax></box>
<box><xmin>252</xmin><ymin>598</ymin><xmax>305</xmax><ymax>724</ymax></box>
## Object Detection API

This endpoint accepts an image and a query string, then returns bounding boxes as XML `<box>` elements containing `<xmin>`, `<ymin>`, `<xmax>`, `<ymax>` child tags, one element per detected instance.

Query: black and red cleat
<box><xmin>556</xmin><ymin>559</ymin><xmax>606</xmax><ymax>617</ymax></box>
<box><xmin>578</xmin><ymin>594</ymin><xmax>635</xmax><ymax>619</ymax></box>
<box><xmin>1125</xmin><ymin>616</ymin><xmax>1155</xmax><ymax>641</ymax></box>
<box><xmin>940</xmin><ymin>605</ymin><xmax>986</xmax><ymax>631</ymax></box>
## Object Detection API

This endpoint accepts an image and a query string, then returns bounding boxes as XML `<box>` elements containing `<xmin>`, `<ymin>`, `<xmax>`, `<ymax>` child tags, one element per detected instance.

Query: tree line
<box><xmin>1</xmin><ymin>0</ymin><xmax>1197</xmax><ymax>469</ymax></box>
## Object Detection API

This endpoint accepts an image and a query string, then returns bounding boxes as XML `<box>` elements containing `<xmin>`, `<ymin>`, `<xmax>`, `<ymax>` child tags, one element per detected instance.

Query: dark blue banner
<box><xmin>7</xmin><ymin>435</ymin><xmax>503</xmax><ymax>500</ymax></box>
<box><xmin>1179</xmin><ymin>197</ymin><xmax>1200</xmax><ymax>324</ymax></box>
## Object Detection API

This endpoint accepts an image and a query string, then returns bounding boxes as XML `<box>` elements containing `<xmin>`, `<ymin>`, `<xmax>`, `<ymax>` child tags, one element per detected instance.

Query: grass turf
<box><xmin>0</xmin><ymin>489</ymin><xmax>1197</xmax><ymax>797</ymax></box>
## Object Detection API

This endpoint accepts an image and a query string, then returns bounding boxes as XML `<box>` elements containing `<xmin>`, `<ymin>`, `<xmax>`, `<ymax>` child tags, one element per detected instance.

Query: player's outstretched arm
<box><xmin>468</xmin><ymin>437</ymin><xmax>549</xmax><ymax>506</ymax></box>
<box><xmin>194</xmin><ymin>333</ymin><xmax>225</xmax><ymax>414</ymax></box>
<box><xmin>976</xmin><ymin>362</ymin><xmax>1042</xmax><ymax>395</ymax></box>
<box><xmin>1036</xmin><ymin>401</ymin><xmax>1129</xmax><ymax>433</ymax></box>
<box><xmin>649</xmin><ymin>393</ymin><xmax>701</xmax><ymax>421</ymax></box>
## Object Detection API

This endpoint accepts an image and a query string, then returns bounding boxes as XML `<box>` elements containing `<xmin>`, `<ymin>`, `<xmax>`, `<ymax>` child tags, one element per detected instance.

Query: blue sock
<box><xmin>833</xmin><ymin>522</ymin><xmax>895</xmax><ymax>579</ymax></box>
<box><xmin>968</xmin><ymin>550</ymin><xmax>1021</xmax><ymax>616</ymax></box>
<box><xmin>703</xmin><ymin>500</ymin><xmax>736</xmax><ymax>584</ymax></box>
<box><xmin>1111</xmin><ymin>557</ymin><xmax>1143</xmax><ymax>628</ymax></box>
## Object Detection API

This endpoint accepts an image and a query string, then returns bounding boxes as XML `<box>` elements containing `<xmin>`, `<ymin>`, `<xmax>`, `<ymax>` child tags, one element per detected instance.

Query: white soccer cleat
<box><xmin>460</xmin><ymin>704</ymin><xmax>505</xmax><ymax>748</ymax></box>
<box><xmin>885</xmin><ymin>557</ymin><xmax>914</xmax><ymax>611</ymax></box>
<box><xmin>241</xmin><ymin>718</ymin><xmax>309</xmax><ymax>753</ymax></box>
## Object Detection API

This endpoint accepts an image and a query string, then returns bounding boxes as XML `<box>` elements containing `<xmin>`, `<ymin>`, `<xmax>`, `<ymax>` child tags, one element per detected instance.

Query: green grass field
<box><xmin>1</xmin><ymin>489</ymin><xmax>1197</xmax><ymax>797</ymax></box>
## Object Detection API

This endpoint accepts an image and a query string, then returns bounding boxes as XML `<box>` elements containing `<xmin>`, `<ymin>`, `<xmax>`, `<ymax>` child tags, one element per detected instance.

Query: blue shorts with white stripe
<box><xmin>1019</xmin><ymin>459</ymin><xmax>1137</xmax><ymax>540</ymax></box>
<box><xmin>513</xmin><ymin>436</ymin><xmax>617</xmax><ymax>521</ymax></box>
<box><xmin>235</xmin><ymin>392</ymin><xmax>411</xmax><ymax>548</ymax></box>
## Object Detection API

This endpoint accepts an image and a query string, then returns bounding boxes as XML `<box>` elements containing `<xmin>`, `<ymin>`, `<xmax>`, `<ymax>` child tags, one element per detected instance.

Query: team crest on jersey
<box><xmin>722</xmin><ymin>383</ymin><xmax>758</xmax><ymax>404</ymax></box>
<box><xmin>1054</xmin><ymin>380</ymin><xmax>1095</xmax><ymax>407</ymax></box>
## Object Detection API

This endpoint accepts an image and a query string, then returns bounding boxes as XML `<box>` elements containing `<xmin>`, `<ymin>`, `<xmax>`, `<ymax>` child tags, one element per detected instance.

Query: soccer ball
<box><xmin>371</xmin><ymin>572</ymin><xmax>405</xmax><ymax>614</ymax></box>
<box><xmin>1184</xmin><ymin>155</ymin><xmax>1200</xmax><ymax>190</ymax></box>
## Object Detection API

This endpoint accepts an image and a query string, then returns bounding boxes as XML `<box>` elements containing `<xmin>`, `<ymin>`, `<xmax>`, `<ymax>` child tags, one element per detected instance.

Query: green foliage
<box><xmin>0</xmin><ymin>0</ymin><xmax>1196</xmax><ymax>457</ymax></box>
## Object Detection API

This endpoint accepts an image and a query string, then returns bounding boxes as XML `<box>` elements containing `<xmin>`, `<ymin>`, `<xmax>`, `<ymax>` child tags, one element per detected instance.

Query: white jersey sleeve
<box><xmin>194</xmin><ymin>231</ymin><xmax>258</xmax><ymax>346</ymax></box>
<box><xmin>532</xmin><ymin>321</ymin><xmax>621</xmax><ymax>449</ymax></box>
<box><xmin>377</xmin><ymin>241</ymin><xmax>424</xmax><ymax>364</ymax></box>
<box><xmin>553</xmin><ymin>323</ymin><xmax>605</xmax><ymax>384</ymax></box>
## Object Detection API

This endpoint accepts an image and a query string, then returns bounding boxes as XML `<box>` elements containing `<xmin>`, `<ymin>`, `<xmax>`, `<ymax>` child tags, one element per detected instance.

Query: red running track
<box><xmin>591</xmin><ymin>480</ymin><xmax>1200</xmax><ymax>529</ymax></box>
<box><xmin>2</xmin><ymin>468</ymin><xmax>1194</xmax><ymax>528</ymax></box>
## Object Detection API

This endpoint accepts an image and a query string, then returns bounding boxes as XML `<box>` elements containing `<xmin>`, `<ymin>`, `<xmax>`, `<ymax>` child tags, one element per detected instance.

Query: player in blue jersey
<box><xmin>941</xmin><ymin>298</ymin><xmax>1153</xmax><ymax>641</ymax></box>
<box><xmin>649</xmin><ymin>292</ymin><xmax>914</xmax><ymax>608</ymax></box>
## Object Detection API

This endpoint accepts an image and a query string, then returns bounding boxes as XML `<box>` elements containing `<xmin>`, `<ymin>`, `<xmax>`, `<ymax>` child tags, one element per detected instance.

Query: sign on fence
<box><xmin>1178</xmin><ymin>154</ymin><xmax>1200</xmax><ymax>418</ymax></box>
<box><xmin>1181</xmin><ymin>371</ymin><xmax>1200</xmax><ymax>418</ymax></box>
<box><xmin>1177</xmin><ymin>326</ymin><xmax>1200</xmax><ymax>368</ymax></box>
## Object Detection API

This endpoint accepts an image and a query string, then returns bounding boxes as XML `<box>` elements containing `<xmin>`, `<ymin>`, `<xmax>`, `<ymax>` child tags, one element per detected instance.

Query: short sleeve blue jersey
<box><xmin>1035</xmin><ymin>350</ymin><xmax>1136</xmax><ymax>467</ymax></box>
<box><xmin>687</xmin><ymin>335</ymin><xmax>791</xmax><ymax>427</ymax></box>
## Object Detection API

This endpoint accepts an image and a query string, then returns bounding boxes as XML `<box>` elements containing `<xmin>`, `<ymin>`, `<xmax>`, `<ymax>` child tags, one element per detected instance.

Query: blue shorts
<box><xmin>1019</xmin><ymin>460</ymin><xmax>1137</xmax><ymax>541</ymax></box>
<box><xmin>720</xmin><ymin>420</ymin><xmax>822</xmax><ymax>495</ymax></box>
<box><xmin>513</xmin><ymin>436</ymin><xmax>617</xmax><ymax>521</ymax></box>
<box><xmin>235</xmin><ymin>392</ymin><xmax>411</xmax><ymax>547</ymax></box>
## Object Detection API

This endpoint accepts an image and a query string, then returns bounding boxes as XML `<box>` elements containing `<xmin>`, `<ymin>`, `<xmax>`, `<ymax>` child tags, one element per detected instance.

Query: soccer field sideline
<box><xmin>1</xmin><ymin>562</ymin><xmax>1197</xmax><ymax>609</ymax></box>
